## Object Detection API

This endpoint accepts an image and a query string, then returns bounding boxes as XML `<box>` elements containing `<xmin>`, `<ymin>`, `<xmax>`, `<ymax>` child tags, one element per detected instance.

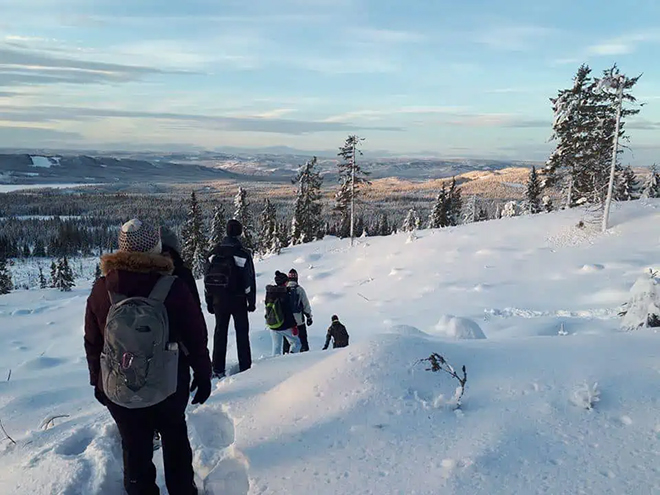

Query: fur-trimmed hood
<box><xmin>100</xmin><ymin>251</ymin><xmax>174</xmax><ymax>276</ymax></box>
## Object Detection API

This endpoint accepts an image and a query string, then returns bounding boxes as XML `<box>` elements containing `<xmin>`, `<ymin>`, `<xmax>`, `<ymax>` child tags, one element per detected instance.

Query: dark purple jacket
<box><xmin>84</xmin><ymin>251</ymin><xmax>212</xmax><ymax>391</ymax></box>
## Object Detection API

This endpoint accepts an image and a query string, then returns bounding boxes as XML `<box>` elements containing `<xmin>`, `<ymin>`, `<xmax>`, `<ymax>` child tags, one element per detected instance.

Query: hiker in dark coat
<box><xmin>282</xmin><ymin>268</ymin><xmax>313</xmax><ymax>354</ymax></box>
<box><xmin>323</xmin><ymin>315</ymin><xmax>350</xmax><ymax>350</ymax></box>
<box><xmin>84</xmin><ymin>219</ymin><xmax>212</xmax><ymax>495</ymax></box>
<box><xmin>205</xmin><ymin>219</ymin><xmax>256</xmax><ymax>378</ymax></box>
<box><xmin>160</xmin><ymin>225</ymin><xmax>201</xmax><ymax>308</ymax></box>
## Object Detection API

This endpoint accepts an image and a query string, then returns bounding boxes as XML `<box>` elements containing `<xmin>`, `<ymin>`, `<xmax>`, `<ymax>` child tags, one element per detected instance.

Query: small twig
<box><xmin>419</xmin><ymin>353</ymin><xmax>468</xmax><ymax>408</ymax></box>
<box><xmin>6</xmin><ymin>369</ymin><xmax>11</xmax><ymax>382</ymax></box>
<box><xmin>357</xmin><ymin>292</ymin><xmax>370</xmax><ymax>301</ymax></box>
<box><xmin>0</xmin><ymin>419</ymin><xmax>17</xmax><ymax>445</ymax></box>
<box><xmin>41</xmin><ymin>414</ymin><xmax>71</xmax><ymax>430</ymax></box>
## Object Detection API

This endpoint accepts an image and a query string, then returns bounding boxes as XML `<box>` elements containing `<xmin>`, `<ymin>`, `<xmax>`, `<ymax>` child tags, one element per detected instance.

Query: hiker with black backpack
<box><xmin>323</xmin><ymin>315</ymin><xmax>350</xmax><ymax>350</ymax></box>
<box><xmin>84</xmin><ymin>219</ymin><xmax>212</xmax><ymax>495</ymax></box>
<box><xmin>265</xmin><ymin>271</ymin><xmax>301</xmax><ymax>355</ymax></box>
<box><xmin>205</xmin><ymin>219</ymin><xmax>256</xmax><ymax>378</ymax></box>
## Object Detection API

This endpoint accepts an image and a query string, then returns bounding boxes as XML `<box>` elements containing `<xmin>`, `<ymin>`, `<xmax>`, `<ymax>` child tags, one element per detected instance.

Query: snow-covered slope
<box><xmin>2</xmin><ymin>201</ymin><xmax>660</xmax><ymax>494</ymax></box>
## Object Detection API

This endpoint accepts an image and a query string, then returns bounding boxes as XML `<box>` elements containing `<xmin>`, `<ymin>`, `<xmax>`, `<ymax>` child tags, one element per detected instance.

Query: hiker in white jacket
<box><xmin>284</xmin><ymin>268</ymin><xmax>313</xmax><ymax>352</ymax></box>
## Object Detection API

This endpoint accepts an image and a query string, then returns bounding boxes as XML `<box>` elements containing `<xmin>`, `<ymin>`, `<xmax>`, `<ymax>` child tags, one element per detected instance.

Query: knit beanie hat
<box><xmin>274</xmin><ymin>270</ymin><xmax>288</xmax><ymax>286</ymax></box>
<box><xmin>227</xmin><ymin>219</ymin><xmax>243</xmax><ymax>238</ymax></box>
<box><xmin>118</xmin><ymin>219</ymin><xmax>162</xmax><ymax>254</ymax></box>
<box><xmin>159</xmin><ymin>226</ymin><xmax>180</xmax><ymax>253</ymax></box>
<box><xmin>331</xmin><ymin>315</ymin><xmax>339</xmax><ymax>322</ymax></box>
<box><xmin>288</xmin><ymin>268</ymin><xmax>298</xmax><ymax>281</ymax></box>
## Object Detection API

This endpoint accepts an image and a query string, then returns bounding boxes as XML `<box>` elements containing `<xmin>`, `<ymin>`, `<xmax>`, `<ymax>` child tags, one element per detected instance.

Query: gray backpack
<box><xmin>100</xmin><ymin>276</ymin><xmax>179</xmax><ymax>409</ymax></box>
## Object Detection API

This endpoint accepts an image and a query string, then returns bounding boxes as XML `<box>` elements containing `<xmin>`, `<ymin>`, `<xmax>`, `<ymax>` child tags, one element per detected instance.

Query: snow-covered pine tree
<box><xmin>402</xmin><ymin>207</ymin><xmax>421</xmax><ymax>232</ymax></box>
<box><xmin>463</xmin><ymin>195</ymin><xmax>478</xmax><ymax>224</ymax></box>
<box><xmin>259</xmin><ymin>199</ymin><xmax>278</xmax><ymax>256</ymax></box>
<box><xmin>335</xmin><ymin>135</ymin><xmax>370</xmax><ymax>245</ymax></box>
<box><xmin>642</xmin><ymin>164</ymin><xmax>660</xmax><ymax>199</ymax></box>
<box><xmin>526</xmin><ymin>166</ymin><xmax>542</xmax><ymax>214</ymax></box>
<box><xmin>621</xmin><ymin>269</ymin><xmax>660</xmax><ymax>331</ymax></box>
<box><xmin>542</xmin><ymin>195</ymin><xmax>554</xmax><ymax>213</ymax></box>
<box><xmin>545</xmin><ymin>64</ymin><xmax>594</xmax><ymax>207</ymax></box>
<box><xmin>502</xmin><ymin>201</ymin><xmax>518</xmax><ymax>218</ymax></box>
<box><xmin>379</xmin><ymin>212</ymin><xmax>391</xmax><ymax>236</ymax></box>
<box><xmin>54</xmin><ymin>255</ymin><xmax>75</xmax><ymax>292</ymax></box>
<box><xmin>291</xmin><ymin>157</ymin><xmax>324</xmax><ymax>245</ymax></box>
<box><xmin>22</xmin><ymin>243</ymin><xmax>31</xmax><ymax>258</ymax></box>
<box><xmin>192</xmin><ymin>243</ymin><xmax>207</xmax><ymax>279</ymax></box>
<box><xmin>49</xmin><ymin>260</ymin><xmax>57</xmax><ymax>288</ymax></box>
<box><xmin>277</xmin><ymin>220</ymin><xmax>290</xmax><ymax>248</ymax></box>
<box><xmin>448</xmin><ymin>177</ymin><xmax>462</xmax><ymax>226</ymax></box>
<box><xmin>208</xmin><ymin>203</ymin><xmax>227</xmax><ymax>250</ymax></box>
<box><xmin>270</xmin><ymin>223</ymin><xmax>283</xmax><ymax>255</ymax></box>
<box><xmin>615</xmin><ymin>165</ymin><xmax>639</xmax><ymax>201</ymax></box>
<box><xmin>181</xmin><ymin>191</ymin><xmax>206</xmax><ymax>267</ymax></box>
<box><xmin>0</xmin><ymin>255</ymin><xmax>13</xmax><ymax>295</ymax></box>
<box><xmin>38</xmin><ymin>265</ymin><xmax>48</xmax><ymax>289</ymax></box>
<box><xmin>428</xmin><ymin>184</ymin><xmax>449</xmax><ymax>228</ymax></box>
<box><xmin>234</xmin><ymin>187</ymin><xmax>255</xmax><ymax>250</ymax></box>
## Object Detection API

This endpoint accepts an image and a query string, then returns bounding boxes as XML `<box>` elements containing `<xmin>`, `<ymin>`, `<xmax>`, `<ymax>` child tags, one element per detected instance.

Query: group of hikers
<box><xmin>83</xmin><ymin>217</ymin><xmax>349</xmax><ymax>494</ymax></box>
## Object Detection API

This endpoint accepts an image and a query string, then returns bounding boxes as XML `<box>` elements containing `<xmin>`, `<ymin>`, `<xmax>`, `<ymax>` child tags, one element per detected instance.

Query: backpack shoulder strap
<box><xmin>149</xmin><ymin>275</ymin><xmax>177</xmax><ymax>303</ymax></box>
<box><xmin>108</xmin><ymin>291</ymin><xmax>127</xmax><ymax>305</ymax></box>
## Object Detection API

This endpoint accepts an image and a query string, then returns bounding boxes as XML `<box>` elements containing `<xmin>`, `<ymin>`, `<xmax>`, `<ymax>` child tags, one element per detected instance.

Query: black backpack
<box><xmin>205</xmin><ymin>247</ymin><xmax>239</xmax><ymax>296</ymax></box>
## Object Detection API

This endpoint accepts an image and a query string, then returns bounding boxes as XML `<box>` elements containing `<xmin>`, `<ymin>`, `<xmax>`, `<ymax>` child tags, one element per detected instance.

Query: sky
<box><xmin>0</xmin><ymin>0</ymin><xmax>659</xmax><ymax>163</ymax></box>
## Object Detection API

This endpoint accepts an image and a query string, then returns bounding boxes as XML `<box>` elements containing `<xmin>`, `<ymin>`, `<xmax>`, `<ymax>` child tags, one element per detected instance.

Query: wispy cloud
<box><xmin>475</xmin><ymin>25</ymin><xmax>556</xmax><ymax>51</ymax></box>
<box><xmin>0</xmin><ymin>104</ymin><xmax>402</xmax><ymax>134</ymax></box>
<box><xmin>586</xmin><ymin>31</ymin><xmax>660</xmax><ymax>57</ymax></box>
<box><xmin>324</xmin><ymin>106</ymin><xmax>470</xmax><ymax>123</ymax></box>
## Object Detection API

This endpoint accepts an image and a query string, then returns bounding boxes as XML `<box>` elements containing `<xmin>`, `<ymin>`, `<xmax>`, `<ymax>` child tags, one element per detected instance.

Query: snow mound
<box><xmin>385</xmin><ymin>324</ymin><xmax>428</xmax><ymax>337</ymax></box>
<box><xmin>580</xmin><ymin>263</ymin><xmax>605</xmax><ymax>273</ymax></box>
<box><xmin>429</xmin><ymin>315</ymin><xmax>487</xmax><ymax>339</ymax></box>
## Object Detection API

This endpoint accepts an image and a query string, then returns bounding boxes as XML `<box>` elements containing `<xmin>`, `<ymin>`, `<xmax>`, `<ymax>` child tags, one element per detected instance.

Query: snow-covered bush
<box><xmin>571</xmin><ymin>382</ymin><xmax>600</xmax><ymax>410</ymax></box>
<box><xmin>620</xmin><ymin>269</ymin><xmax>660</xmax><ymax>331</ymax></box>
<box><xmin>430</xmin><ymin>315</ymin><xmax>486</xmax><ymax>339</ymax></box>
<box><xmin>501</xmin><ymin>201</ymin><xmax>518</xmax><ymax>218</ymax></box>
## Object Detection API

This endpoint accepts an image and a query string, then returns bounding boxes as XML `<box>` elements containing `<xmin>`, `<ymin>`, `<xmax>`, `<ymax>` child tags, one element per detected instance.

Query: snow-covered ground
<box><xmin>2</xmin><ymin>201</ymin><xmax>660</xmax><ymax>494</ymax></box>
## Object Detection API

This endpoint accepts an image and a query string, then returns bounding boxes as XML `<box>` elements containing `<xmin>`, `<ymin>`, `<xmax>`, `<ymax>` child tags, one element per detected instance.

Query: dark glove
<box><xmin>306</xmin><ymin>316</ymin><xmax>313</xmax><ymax>326</ymax></box>
<box><xmin>94</xmin><ymin>387</ymin><xmax>108</xmax><ymax>406</ymax></box>
<box><xmin>207</xmin><ymin>304</ymin><xmax>215</xmax><ymax>315</ymax></box>
<box><xmin>247</xmin><ymin>303</ymin><xmax>256</xmax><ymax>313</ymax></box>
<box><xmin>190</xmin><ymin>376</ymin><xmax>212</xmax><ymax>405</ymax></box>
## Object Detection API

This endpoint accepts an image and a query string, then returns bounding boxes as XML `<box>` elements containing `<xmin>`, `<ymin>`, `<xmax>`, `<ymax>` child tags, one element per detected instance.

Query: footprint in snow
<box><xmin>187</xmin><ymin>405</ymin><xmax>250</xmax><ymax>495</ymax></box>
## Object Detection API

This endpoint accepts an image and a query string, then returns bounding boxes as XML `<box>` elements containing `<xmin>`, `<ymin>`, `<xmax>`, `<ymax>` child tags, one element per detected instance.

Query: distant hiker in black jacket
<box><xmin>204</xmin><ymin>220</ymin><xmax>256</xmax><ymax>378</ymax></box>
<box><xmin>282</xmin><ymin>268</ymin><xmax>313</xmax><ymax>353</ymax></box>
<box><xmin>160</xmin><ymin>226</ymin><xmax>201</xmax><ymax>308</ymax></box>
<box><xmin>323</xmin><ymin>315</ymin><xmax>349</xmax><ymax>350</ymax></box>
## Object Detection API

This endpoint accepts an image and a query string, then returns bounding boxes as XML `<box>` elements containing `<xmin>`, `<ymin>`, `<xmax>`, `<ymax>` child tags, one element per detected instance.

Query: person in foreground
<box><xmin>84</xmin><ymin>219</ymin><xmax>212</xmax><ymax>495</ymax></box>
<box><xmin>205</xmin><ymin>219</ymin><xmax>257</xmax><ymax>378</ymax></box>
<box><xmin>323</xmin><ymin>315</ymin><xmax>350</xmax><ymax>350</ymax></box>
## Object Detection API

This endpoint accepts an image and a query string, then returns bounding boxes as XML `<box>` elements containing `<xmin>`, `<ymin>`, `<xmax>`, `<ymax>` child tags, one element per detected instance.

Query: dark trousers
<box><xmin>283</xmin><ymin>324</ymin><xmax>308</xmax><ymax>353</ymax></box>
<box><xmin>107</xmin><ymin>387</ymin><xmax>196</xmax><ymax>495</ymax></box>
<box><xmin>212</xmin><ymin>302</ymin><xmax>252</xmax><ymax>375</ymax></box>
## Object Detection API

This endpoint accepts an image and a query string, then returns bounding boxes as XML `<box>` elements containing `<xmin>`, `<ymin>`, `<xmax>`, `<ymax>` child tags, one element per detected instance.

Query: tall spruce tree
<box><xmin>0</xmin><ymin>255</ymin><xmax>13</xmax><ymax>295</ymax></box>
<box><xmin>181</xmin><ymin>191</ymin><xmax>206</xmax><ymax>267</ymax></box>
<box><xmin>335</xmin><ymin>135</ymin><xmax>369</xmax><ymax>244</ymax></box>
<box><xmin>49</xmin><ymin>260</ymin><xmax>57</xmax><ymax>288</ymax></box>
<box><xmin>615</xmin><ymin>165</ymin><xmax>639</xmax><ymax>201</ymax></box>
<box><xmin>463</xmin><ymin>195</ymin><xmax>478</xmax><ymax>224</ymax></box>
<box><xmin>526</xmin><ymin>166</ymin><xmax>542</xmax><ymax>214</ymax></box>
<box><xmin>234</xmin><ymin>187</ymin><xmax>255</xmax><ymax>250</ymax></box>
<box><xmin>259</xmin><ymin>199</ymin><xmax>278</xmax><ymax>255</ymax></box>
<box><xmin>54</xmin><ymin>255</ymin><xmax>75</xmax><ymax>292</ymax></box>
<box><xmin>429</xmin><ymin>184</ymin><xmax>450</xmax><ymax>228</ymax></box>
<box><xmin>208</xmin><ymin>203</ymin><xmax>227</xmax><ymax>250</ymax></box>
<box><xmin>291</xmin><ymin>157</ymin><xmax>324</xmax><ymax>245</ymax></box>
<box><xmin>379</xmin><ymin>212</ymin><xmax>391</xmax><ymax>236</ymax></box>
<box><xmin>38</xmin><ymin>265</ymin><xmax>48</xmax><ymax>289</ymax></box>
<box><xmin>448</xmin><ymin>177</ymin><xmax>462</xmax><ymax>226</ymax></box>
<box><xmin>192</xmin><ymin>244</ymin><xmax>207</xmax><ymax>279</ymax></box>
<box><xmin>33</xmin><ymin>239</ymin><xmax>46</xmax><ymax>257</ymax></box>
<box><xmin>642</xmin><ymin>164</ymin><xmax>660</xmax><ymax>199</ymax></box>
<box><xmin>402</xmin><ymin>207</ymin><xmax>421</xmax><ymax>232</ymax></box>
